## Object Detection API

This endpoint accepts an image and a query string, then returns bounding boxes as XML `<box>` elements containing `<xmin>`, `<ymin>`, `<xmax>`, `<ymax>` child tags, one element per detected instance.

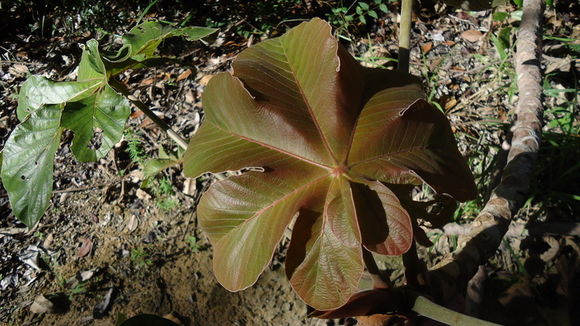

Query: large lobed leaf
<box><xmin>1</xmin><ymin>105</ymin><xmax>63</xmax><ymax>227</ymax></box>
<box><xmin>185</xmin><ymin>18</ymin><xmax>476</xmax><ymax>310</ymax></box>
<box><xmin>107</xmin><ymin>21</ymin><xmax>217</xmax><ymax>63</ymax></box>
<box><xmin>3</xmin><ymin>21</ymin><xmax>214</xmax><ymax>226</ymax></box>
<box><xmin>16</xmin><ymin>76</ymin><xmax>100</xmax><ymax>121</ymax></box>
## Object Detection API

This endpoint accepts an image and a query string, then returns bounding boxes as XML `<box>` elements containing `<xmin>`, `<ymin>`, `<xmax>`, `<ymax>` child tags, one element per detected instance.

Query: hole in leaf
<box><xmin>88</xmin><ymin>128</ymin><xmax>104</xmax><ymax>150</ymax></box>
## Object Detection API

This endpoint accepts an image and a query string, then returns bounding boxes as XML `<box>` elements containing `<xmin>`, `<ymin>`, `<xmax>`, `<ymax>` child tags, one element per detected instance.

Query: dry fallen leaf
<box><xmin>163</xmin><ymin>313</ymin><xmax>183</xmax><ymax>325</ymax></box>
<box><xmin>93</xmin><ymin>288</ymin><xmax>114</xmax><ymax>318</ymax></box>
<box><xmin>30</xmin><ymin>295</ymin><xmax>55</xmax><ymax>314</ymax></box>
<box><xmin>198</xmin><ymin>74</ymin><xmax>213</xmax><ymax>86</ymax></box>
<box><xmin>182</xmin><ymin>178</ymin><xmax>197</xmax><ymax>196</ymax></box>
<box><xmin>421</xmin><ymin>42</ymin><xmax>433</xmax><ymax>53</ymax></box>
<box><xmin>543</xmin><ymin>54</ymin><xmax>572</xmax><ymax>74</ymax></box>
<box><xmin>136</xmin><ymin>188</ymin><xmax>151</xmax><ymax>200</ymax></box>
<box><xmin>184</xmin><ymin>90</ymin><xmax>196</xmax><ymax>104</ymax></box>
<box><xmin>8</xmin><ymin>63</ymin><xmax>29</xmax><ymax>77</ymax></box>
<box><xmin>461</xmin><ymin>29</ymin><xmax>484</xmax><ymax>43</ymax></box>
<box><xmin>176</xmin><ymin>69</ymin><xmax>192</xmax><ymax>81</ymax></box>
<box><xmin>139</xmin><ymin>78</ymin><xmax>154</xmax><ymax>86</ymax></box>
<box><xmin>42</xmin><ymin>233</ymin><xmax>54</xmax><ymax>249</ymax></box>
<box><xmin>126</xmin><ymin>214</ymin><xmax>139</xmax><ymax>233</ymax></box>
<box><xmin>77</xmin><ymin>237</ymin><xmax>93</xmax><ymax>257</ymax></box>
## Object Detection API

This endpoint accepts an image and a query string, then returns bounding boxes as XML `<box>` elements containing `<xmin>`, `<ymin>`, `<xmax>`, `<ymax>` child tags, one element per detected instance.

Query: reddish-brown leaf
<box><xmin>183</xmin><ymin>18</ymin><xmax>476</xmax><ymax>310</ymax></box>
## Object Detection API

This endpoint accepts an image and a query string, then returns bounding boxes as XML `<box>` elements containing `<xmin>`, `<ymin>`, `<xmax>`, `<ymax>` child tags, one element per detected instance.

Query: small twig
<box><xmin>54</xmin><ymin>183</ymin><xmax>111</xmax><ymax>193</ymax></box>
<box><xmin>109</xmin><ymin>78</ymin><xmax>189</xmax><ymax>150</ymax></box>
<box><xmin>0</xmin><ymin>60</ymin><xmax>42</xmax><ymax>66</ymax></box>
<box><xmin>397</xmin><ymin>0</ymin><xmax>413</xmax><ymax>73</ymax></box>
<box><xmin>0</xmin><ymin>184</ymin><xmax>110</xmax><ymax>198</ymax></box>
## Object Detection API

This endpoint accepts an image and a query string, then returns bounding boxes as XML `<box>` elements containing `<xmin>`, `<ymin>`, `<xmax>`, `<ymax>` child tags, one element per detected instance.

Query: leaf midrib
<box><xmin>217</xmin><ymin>173</ymin><xmax>330</xmax><ymax>240</ymax></box>
<box><xmin>348</xmin><ymin>145</ymin><xmax>430</xmax><ymax>169</ymax></box>
<box><xmin>209</xmin><ymin>121</ymin><xmax>334</xmax><ymax>171</ymax></box>
<box><xmin>278</xmin><ymin>37</ymin><xmax>340</xmax><ymax>166</ymax></box>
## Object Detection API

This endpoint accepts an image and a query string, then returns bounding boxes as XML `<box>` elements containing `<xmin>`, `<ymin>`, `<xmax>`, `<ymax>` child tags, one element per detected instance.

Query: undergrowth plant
<box><xmin>0</xmin><ymin>21</ymin><xmax>216</xmax><ymax>226</ymax></box>
<box><xmin>327</xmin><ymin>0</ymin><xmax>390</xmax><ymax>40</ymax></box>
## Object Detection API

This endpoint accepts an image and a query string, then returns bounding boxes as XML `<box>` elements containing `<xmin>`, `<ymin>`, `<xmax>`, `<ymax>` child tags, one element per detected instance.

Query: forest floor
<box><xmin>0</xmin><ymin>1</ymin><xmax>578</xmax><ymax>325</ymax></box>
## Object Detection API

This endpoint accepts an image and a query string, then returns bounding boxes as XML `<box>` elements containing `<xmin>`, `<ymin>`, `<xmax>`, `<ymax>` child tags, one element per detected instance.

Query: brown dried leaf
<box><xmin>198</xmin><ymin>74</ymin><xmax>213</xmax><ymax>86</ymax></box>
<box><xmin>461</xmin><ymin>29</ymin><xmax>484</xmax><ymax>43</ymax></box>
<box><xmin>126</xmin><ymin>215</ymin><xmax>139</xmax><ymax>233</ymax></box>
<box><xmin>77</xmin><ymin>237</ymin><xmax>93</xmax><ymax>257</ymax></box>
<box><xmin>139</xmin><ymin>78</ymin><xmax>154</xmax><ymax>86</ymax></box>
<box><xmin>30</xmin><ymin>295</ymin><xmax>54</xmax><ymax>314</ymax></box>
<box><xmin>176</xmin><ymin>69</ymin><xmax>192</xmax><ymax>81</ymax></box>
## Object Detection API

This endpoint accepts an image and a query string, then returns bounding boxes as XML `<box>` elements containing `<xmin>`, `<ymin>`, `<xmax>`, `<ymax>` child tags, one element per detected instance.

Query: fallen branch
<box><xmin>428</xmin><ymin>0</ymin><xmax>544</xmax><ymax>303</ymax></box>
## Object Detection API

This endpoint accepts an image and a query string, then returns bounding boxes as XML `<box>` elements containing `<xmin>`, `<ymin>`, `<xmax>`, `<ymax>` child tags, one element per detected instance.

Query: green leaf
<box><xmin>379</xmin><ymin>3</ymin><xmax>389</xmax><ymax>13</ymax></box>
<box><xmin>61</xmin><ymin>85</ymin><xmax>130</xmax><ymax>162</ymax></box>
<box><xmin>358</xmin><ymin>2</ymin><xmax>370</xmax><ymax>10</ymax></box>
<box><xmin>184</xmin><ymin>18</ymin><xmax>476</xmax><ymax>310</ymax></box>
<box><xmin>492</xmin><ymin>11</ymin><xmax>509</xmax><ymax>21</ymax></box>
<box><xmin>108</xmin><ymin>22</ymin><xmax>217</xmax><ymax>62</ymax></box>
<box><xmin>491</xmin><ymin>27</ymin><xmax>512</xmax><ymax>60</ymax></box>
<box><xmin>368</xmin><ymin>10</ymin><xmax>378</xmax><ymax>19</ymax></box>
<box><xmin>78</xmin><ymin>39</ymin><xmax>107</xmax><ymax>81</ymax></box>
<box><xmin>1</xmin><ymin>105</ymin><xmax>63</xmax><ymax>227</ymax></box>
<box><xmin>17</xmin><ymin>76</ymin><xmax>100</xmax><ymax>120</ymax></box>
<box><xmin>143</xmin><ymin>158</ymin><xmax>179</xmax><ymax>179</ymax></box>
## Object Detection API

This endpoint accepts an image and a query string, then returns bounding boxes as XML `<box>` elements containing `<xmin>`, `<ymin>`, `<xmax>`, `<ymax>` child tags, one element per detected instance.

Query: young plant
<box><xmin>183</xmin><ymin>18</ymin><xmax>476</xmax><ymax>310</ymax></box>
<box><xmin>1</xmin><ymin>22</ymin><xmax>216</xmax><ymax>227</ymax></box>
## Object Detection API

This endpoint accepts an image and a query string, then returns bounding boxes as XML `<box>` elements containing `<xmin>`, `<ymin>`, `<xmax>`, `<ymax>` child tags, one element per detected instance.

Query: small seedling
<box><xmin>130</xmin><ymin>248</ymin><xmax>153</xmax><ymax>268</ymax></box>
<box><xmin>124</xmin><ymin>129</ymin><xmax>147</xmax><ymax>165</ymax></box>
<box><xmin>186</xmin><ymin>235</ymin><xmax>200</xmax><ymax>252</ymax></box>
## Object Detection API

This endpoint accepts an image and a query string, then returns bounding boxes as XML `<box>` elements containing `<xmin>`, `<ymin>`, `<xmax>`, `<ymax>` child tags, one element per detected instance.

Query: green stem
<box><xmin>412</xmin><ymin>296</ymin><xmax>501</xmax><ymax>326</ymax></box>
<box><xmin>398</xmin><ymin>0</ymin><xmax>413</xmax><ymax>72</ymax></box>
<box><xmin>109</xmin><ymin>79</ymin><xmax>189</xmax><ymax>150</ymax></box>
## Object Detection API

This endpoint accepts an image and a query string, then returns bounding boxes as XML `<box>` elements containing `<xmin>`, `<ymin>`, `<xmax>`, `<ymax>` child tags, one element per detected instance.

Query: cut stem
<box><xmin>398</xmin><ymin>0</ymin><xmax>413</xmax><ymax>72</ymax></box>
<box><xmin>412</xmin><ymin>296</ymin><xmax>501</xmax><ymax>326</ymax></box>
<box><xmin>110</xmin><ymin>79</ymin><xmax>189</xmax><ymax>150</ymax></box>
